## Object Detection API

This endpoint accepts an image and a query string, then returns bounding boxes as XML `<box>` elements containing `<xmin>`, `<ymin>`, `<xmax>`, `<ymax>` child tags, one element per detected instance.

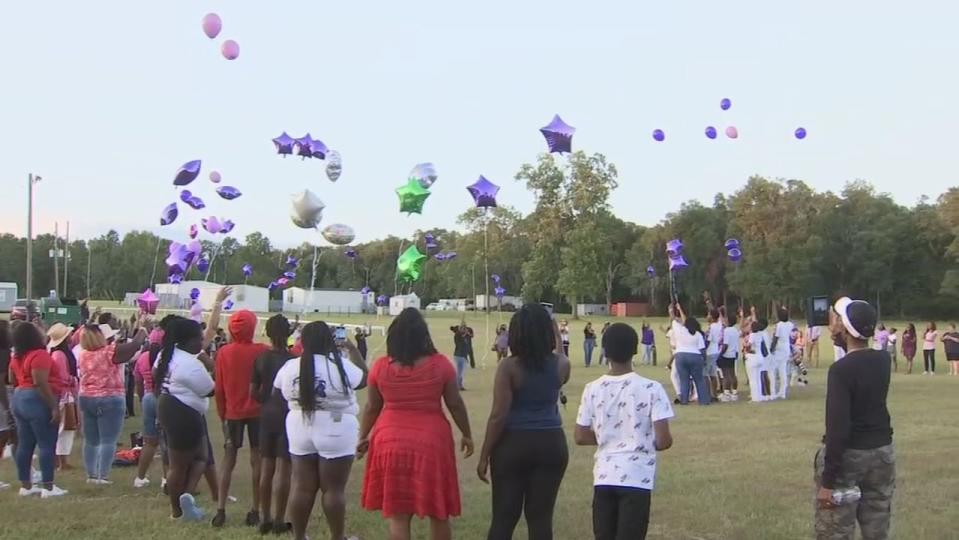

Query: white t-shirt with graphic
<box><xmin>576</xmin><ymin>373</ymin><xmax>674</xmax><ymax>490</ymax></box>
<box><xmin>706</xmin><ymin>322</ymin><xmax>723</xmax><ymax>356</ymax></box>
<box><xmin>274</xmin><ymin>353</ymin><xmax>364</xmax><ymax>415</ymax></box>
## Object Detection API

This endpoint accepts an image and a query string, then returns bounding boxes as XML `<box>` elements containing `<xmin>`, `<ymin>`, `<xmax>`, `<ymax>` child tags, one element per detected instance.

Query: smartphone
<box><xmin>334</xmin><ymin>326</ymin><xmax>347</xmax><ymax>341</ymax></box>
<box><xmin>540</xmin><ymin>302</ymin><xmax>554</xmax><ymax>318</ymax></box>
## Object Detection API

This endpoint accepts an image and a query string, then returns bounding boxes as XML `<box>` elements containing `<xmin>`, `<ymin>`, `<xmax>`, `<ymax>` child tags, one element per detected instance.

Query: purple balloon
<box><xmin>725</xmin><ymin>126</ymin><xmax>739</xmax><ymax>139</ymax></box>
<box><xmin>188</xmin><ymin>224</ymin><xmax>198</xmax><ymax>239</ymax></box>
<box><xmin>668</xmin><ymin>255</ymin><xmax>689</xmax><ymax>271</ymax></box>
<box><xmin>201</xmin><ymin>13</ymin><xmax>222</xmax><ymax>39</ymax></box>
<box><xmin>196</xmin><ymin>257</ymin><xmax>210</xmax><ymax>274</ymax></box>
<box><xmin>216</xmin><ymin>186</ymin><xmax>242</xmax><ymax>200</ymax></box>
<box><xmin>467</xmin><ymin>175</ymin><xmax>500</xmax><ymax>208</ymax></box>
<box><xmin>283</xmin><ymin>271</ymin><xmax>296</xmax><ymax>280</ymax></box>
<box><xmin>705</xmin><ymin>126</ymin><xmax>717</xmax><ymax>139</ymax></box>
<box><xmin>646</xmin><ymin>265</ymin><xmax>655</xmax><ymax>277</ymax></box>
<box><xmin>720</xmin><ymin>98</ymin><xmax>732</xmax><ymax>111</ymax></box>
<box><xmin>294</xmin><ymin>134</ymin><xmax>314</xmax><ymax>159</ymax></box>
<box><xmin>242</xmin><ymin>263</ymin><xmax>253</xmax><ymax>277</ymax></box>
<box><xmin>219</xmin><ymin>219</ymin><xmax>235</xmax><ymax>234</ymax></box>
<box><xmin>169</xmin><ymin>272</ymin><xmax>183</xmax><ymax>285</ymax></box>
<box><xmin>184</xmin><ymin>196</ymin><xmax>206</xmax><ymax>210</ymax></box>
<box><xmin>361</xmin><ymin>286</ymin><xmax>371</xmax><ymax>295</ymax></box>
<box><xmin>344</xmin><ymin>247</ymin><xmax>357</xmax><ymax>259</ymax></box>
<box><xmin>277</xmin><ymin>277</ymin><xmax>290</xmax><ymax>287</ymax></box>
<box><xmin>286</xmin><ymin>256</ymin><xmax>299</xmax><ymax>269</ymax></box>
<box><xmin>724</xmin><ymin>238</ymin><xmax>740</xmax><ymax>250</ymax></box>
<box><xmin>202</xmin><ymin>216</ymin><xmax>222</xmax><ymax>234</ymax></box>
<box><xmin>795</xmin><ymin>127</ymin><xmax>807</xmax><ymax>140</ymax></box>
<box><xmin>539</xmin><ymin>114</ymin><xmax>576</xmax><ymax>154</ymax></box>
<box><xmin>491</xmin><ymin>273</ymin><xmax>501</xmax><ymax>283</ymax></box>
<box><xmin>652</xmin><ymin>129</ymin><xmax>665</xmax><ymax>142</ymax></box>
<box><xmin>160</xmin><ymin>202</ymin><xmax>178</xmax><ymax>226</ymax></box>
<box><xmin>273</xmin><ymin>132</ymin><xmax>295</xmax><ymax>156</ymax></box>
<box><xmin>165</xmin><ymin>242</ymin><xmax>194</xmax><ymax>273</ymax></box>
<box><xmin>310</xmin><ymin>139</ymin><xmax>328</xmax><ymax>160</ymax></box>
<box><xmin>445</xmin><ymin>251</ymin><xmax>457</xmax><ymax>260</ymax></box>
<box><xmin>173</xmin><ymin>160</ymin><xmax>202</xmax><ymax>186</ymax></box>
<box><xmin>494</xmin><ymin>286</ymin><xmax>506</xmax><ymax>298</ymax></box>
<box><xmin>434</xmin><ymin>253</ymin><xmax>447</xmax><ymax>261</ymax></box>
<box><xmin>376</xmin><ymin>295</ymin><xmax>388</xmax><ymax>306</ymax></box>
<box><xmin>221</xmin><ymin>40</ymin><xmax>239</xmax><ymax>61</ymax></box>
<box><xmin>190</xmin><ymin>287</ymin><xmax>201</xmax><ymax>300</ymax></box>
<box><xmin>665</xmin><ymin>239</ymin><xmax>684</xmax><ymax>256</ymax></box>
<box><xmin>209</xmin><ymin>171</ymin><xmax>222</xmax><ymax>183</ymax></box>
<box><xmin>179</xmin><ymin>190</ymin><xmax>193</xmax><ymax>203</ymax></box>
<box><xmin>728</xmin><ymin>248</ymin><xmax>743</xmax><ymax>262</ymax></box>
<box><xmin>223</xmin><ymin>300</ymin><xmax>234</xmax><ymax>310</ymax></box>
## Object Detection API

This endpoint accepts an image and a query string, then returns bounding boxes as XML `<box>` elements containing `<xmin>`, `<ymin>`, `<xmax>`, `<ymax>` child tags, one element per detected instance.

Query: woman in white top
<box><xmin>668</xmin><ymin>304</ymin><xmax>710</xmax><ymax>406</ymax></box>
<box><xmin>274</xmin><ymin>321</ymin><xmax>367</xmax><ymax>540</ymax></box>
<box><xmin>744</xmin><ymin>319</ymin><xmax>772</xmax><ymax>403</ymax></box>
<box><xmin>153</xmin><ymin>318</ymin><xmax>215</xmax><ymax>522</ymax></box>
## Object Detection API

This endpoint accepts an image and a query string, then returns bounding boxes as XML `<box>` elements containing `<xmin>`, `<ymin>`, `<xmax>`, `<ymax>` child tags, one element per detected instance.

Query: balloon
<box><xmin>221</xmin><ymin>40</ymin><xmax>239</xmax><ymax>61</ymax></box>
<box><xmin>223</xmin><ymin>300</ymin><xmax>234</xmax><ymax>310</ymax></box>
<box><xmin>652</xmin><ymin>129</ymin><xmax>665</xmax><ymax>142</ymax></box>
<box><xmin>466</xmin><ymin>175</ymin><xmax>500</xmax><ymax>208</ymax></box>
<box><xmin>286</xmin><ymin>256</ymin><xmax>299</xmax><ymax>269</ymax></box>
<box><xmin>491</xmin><ymin>273</ymin><xmax>501</xmax><ymax>284</ymax></box>
<box><xmin>209</xmin><ymin>171</ymin><xmax>221</xmax><ymax>183</ymax></box>
<box><xmin>165</xmin><ymin>242</ymin><xmax>195</xmax><ymax>273</ymax></box>
<box><xmin>216</xmin><ymin>186</ymin><xmax>242</xmax><ymax>200</ymax></box>
<box><xmin>668</xmin><ymin>255</ymin><xmax>689</xmax><ymax>271</ymax></box>
<box><xmin>190</xmin><ymin>288</ymin><xmax>201</xmax><ymax>301</ymax></box>
<box><xmin>321</xmin><ymin>224</ymin><xmax>356</xmax><ymax>245</ymax></box>
<box><xmin>705</xmin><ymin>126</ymin><xmax>717</xmax><ymax>139</ymax></box>
<box><xmin>494</xmin><ymin>286</ymin><xmax>506</xmax><ymax>299</ymax></box>
<box><xmin>326</xmin><ymin>150</ymin><xmax>342</xmax><ymax>182</ymax></box>
<box><xmin>242</xmin><ymin>263</ymin><xmax>253</xmax><ymax>277</ymax></box>
<box><xmin>728</xmin><ymin>248</ymin><xmax>743</xmax><ymax>262</ymax></box>
<box><xmin>376</xmin><ymin>295</ymin><xmax>388</xmax><ymax>307</ymax></box>
<box><xmin>189</xmin><ymin>302</ymin><xmax>203</xmax><ymax>323</ymax></box>
<box><xmin>646</xmin><ymin>265</ymin><xmax>655</xmax><ymax>277</ymax></box>
<box><xmin>283</xmin><ymin>271</ymin><xmax>296</xmax><ymax>280</ymax></box>
<box><xmin>724</xmin><ymin>238</ymin><xmax>740</xmax><ymax>250</ymax></box>
<box><xmin>795</xmin><ymin>127</ymin><xmax>807</xmax><ymax>140</ymax></box>
<box><xmin>273</xmin><ymin>132</ymin><xmax>295</xmax><ymax>156</ymax></box>
<box><xmin>424</xmin><ymin>233</ymin><xmax>438</xmax><ymax>250</ymax></box>
<box><xmin>169</xmin><ymin>271</ymin><xmax>183</xmax><ymax>284</ymax></box>
<box><xmin>184</xmin><ymin>196</ymin><xmax>206</xmax><ymax>210</ymax></box>
<box><xmin>294</xmin><ymin>134</ymin><xmax>314</xmax><ymax>159</ymax></box>
<box><xmin>173</xmin><ymin>160</ymin><xmax>202</xmax><ymax>186</ymax></box>
<box><xmin>202</xmin><ymin>216</ymin><xmax>223</xmax><ymax>234</ymax></box>
<box><xmin>201</xmin><ymin>13</ymin><xmax>222</xmax><ymax>39</ymax></box>
<box><xmin>276</xmin><ymin>277</ymin><xmax>290</xmax><ymax>287</ymax></box>
<box><xmin>344</xmin><ymin>247</ymin><xmax>357</xmax><ymax>259</ymax></box>
<box><xmin>188</xmin><ymin>224</ymin><xmax>198</xmax><ymax>239</ymax></box>
<box><xmin>725</xmin><ymin>126</ymin><xmax>739</xmax><ymax>139</ymax></box>
<box><xmin>137</xmin><ymin>289</ymin><xmax>159</xmax><ymax>315</ymax></box>
<box><xmin>396</xmin><ymin>178</ymin><xmax>432</xmax><ymax>215</ymax></box>
<box><xmin>179</xmin><ymin>190</ymin><xmax>194</xmax><ymax>203</ymax></box>
<box><xmin>361</xmin><ymin>286</ymin><xmax>372</xmax><ymax>295</ymax></box>
<box><xmin>434</xmin><ymin>253</ymin><xmax>447</xmax><ymax>261</ymax></box>
<box><xmin>197</xmin><ymin>257</ymin><xmax>210</xmax><ymax>274</ymax></box>
<box><xmin>396</xmin><ymin>245</ymin><xmax>427</xmax><ymax>283</ymax></box>
<box><xmin>665</xmin><ymin>239</ymin><xmax>684</xmax><ymax>256</ymax></box>
<box><xmin>539</xmin><ymin>114</ymin><xmax>576</xmax><ymax>154</ymax></box>
<box><xmin>160</xmin><ymin>202</ymin><xmax>178</xmax><ymax>226</ymax></box>
<box><xmin>310</xmin><ymin>139</ymin><xmax>328</xmax><ymax>160</ymax></box>
<box><xmin>410</xmin><ymin>163</ymin><xmax>438</xmax><ymax>189</ymax></box>
<box><xmin>720</xmin><ymin>98</ymin><xmax>732</xmax><ymax>111</ymax></box>
<box><xmin>268</xmin><ymin>281</ymin><xmax>279</xmax><ymax>292</ymax></box>
<box><xmin>291</xmin><ymin>190</ymin><xmax>325</xmax><ymax>225</ymax></box>
<box><xmin>445</xmin><ymin>251</ymin><xmax>457</xmax><ymax>260</ymax></box>
<box><xmin>219</xmin><ymin>219</ymin><xmax>235</xmax><ymax>234</ymax></box>
<box><xmin>291</xmin><ymin>213</ymin><xmax>319</xmax><ymax>229</ymax></box>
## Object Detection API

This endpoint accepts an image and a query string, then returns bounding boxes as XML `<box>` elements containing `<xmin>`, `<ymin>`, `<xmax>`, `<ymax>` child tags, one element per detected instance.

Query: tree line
<box><xmin>3</xmin><ymin>150</ymin><xmax>959</xmax><ymax>319</ymax></box>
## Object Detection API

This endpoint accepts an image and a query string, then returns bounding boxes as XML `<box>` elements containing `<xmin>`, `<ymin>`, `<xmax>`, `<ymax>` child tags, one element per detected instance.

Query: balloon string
<box><xmin>149</xmin><ymin>236</ymin><xmax>162</xmax><ymax>288</ymax></box>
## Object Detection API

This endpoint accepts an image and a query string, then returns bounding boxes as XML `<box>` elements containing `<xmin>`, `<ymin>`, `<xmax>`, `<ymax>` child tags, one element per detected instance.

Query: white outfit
<box><xmin>160</xmin><ymin>348</ymin><xmax>214</xmax><ymax>413</ymax></box>
<box><xmin>576</xmin><ymin>373</ymin><xmax>674</xmax><ymax>489</ymax></box>
<box><xmin>274</xmin><ymin>353</ymin><xmax>365</xmax><ymax>458</ymax></box>
<box><xmin>770</xmin><ymin>321</ymin><xmax>794</xmax><ymax>399</ymax></box>
<box><xmin>745</xmin><ymin>332</ymin><xmax>770</xmax><ymax>403</ymax></box>
<box><xmin>671</xmin><ymin>320</ymin><xmax>705</xmax><ymax>354</ymax></box>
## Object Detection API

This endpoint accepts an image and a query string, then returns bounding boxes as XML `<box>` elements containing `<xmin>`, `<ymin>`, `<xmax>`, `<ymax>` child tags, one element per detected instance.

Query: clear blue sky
<box><xmin>2</xmin><ymin>1</ymin><xmax>957</xmax><ymax>247</ymax></box>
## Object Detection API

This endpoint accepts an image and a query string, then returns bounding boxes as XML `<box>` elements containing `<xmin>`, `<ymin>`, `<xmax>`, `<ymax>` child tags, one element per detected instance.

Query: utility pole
<box><xmin>86</xmin><ymin>241</ymin><xmax>92</xmax><ymax>299</ymax></box>
<box><xmin>52</xmin><ymin>222</ymin><xmax>60</xmax><ymax>298</ymax></box>
<box><xmin>25</xmin><ymin>174</ymin><xmax>41</xmax><ymax>302</ymax></box>
<box><xmin>63</xmin><ymin>221</ymin><xmax>70</xmax><ymax>296</ymax></box>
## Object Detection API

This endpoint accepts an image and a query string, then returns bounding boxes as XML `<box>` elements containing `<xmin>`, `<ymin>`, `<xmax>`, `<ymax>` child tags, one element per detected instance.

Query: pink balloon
<box><xmin>725</xmin><ymin>126</ymin><xmax>739</xmax><ymax>139</ymax></box>
<box><xmin>209</xmin><ymin>171</ymin><xmax>221</xmax><ymax>183</ymax></box>
<box><xmin>221</xmin><ymin>40</ymin><xmax>240</xmax><ymax>61</ymax></box>
<box><xmin>202</xmin><ymin>13</ymin><xmax>222</xmax><ymax>39</ymax></box>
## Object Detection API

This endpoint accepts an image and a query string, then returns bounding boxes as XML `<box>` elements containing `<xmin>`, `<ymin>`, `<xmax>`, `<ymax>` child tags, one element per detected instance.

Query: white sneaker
<box><xmin>86</xmin><ymin>478</ymin><xmax>112</xmax><ymax>485</ymax></box>
<box><xmin>19</xmin><ymin>486</ymin><xmax>42</xmax><ymax>497</ymax></box>
<box><xmin>133</xmin><ymin>477</ymin><xmax>150</xmax><ymax>488</ymax></box>
<box><xmin>0</xmin><ymin>481</ymin><xmax>10</xmax><ymax>490</ymax></box>
<box><xmin>41</xmin><ymin>485</ymin><xmax>68</xmax><ymax>498</ymax></box>
<box><xmin>923</xmin><ymin>371</ymin><xmax>929</xmax><ymax>375</ymax></box>
<box><xmin>930</xmin><ymin>372</ymin><xmax>936</xmax><ymax>376</ymax></box>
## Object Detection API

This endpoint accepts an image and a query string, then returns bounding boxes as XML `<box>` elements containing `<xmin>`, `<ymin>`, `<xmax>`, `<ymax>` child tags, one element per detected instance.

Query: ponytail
<box><xmin>152</xmin><ymin>316</ymin><xmax>192</xmax><ymax>396</ymax></box>
<box><xmin>330</xmin><ymin>345</ymin><xmax>351</xmax><ymax>397</ymax></box>
<box><xmin>153</xmin><ymin>340</ymin><xmax>176</xmax><ymax>396</ymax></box>
<box><xmin>296</xmin><ymin>321</ymin><xmax>351</xmax><ymax>416</ymax></box>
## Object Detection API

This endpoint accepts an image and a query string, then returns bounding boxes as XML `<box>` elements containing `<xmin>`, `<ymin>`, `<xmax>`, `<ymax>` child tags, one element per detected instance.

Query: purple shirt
<box><xmin>641</xmin><ymin>328</ymin><xmax>655</xmax><ymax>346</ymax></box>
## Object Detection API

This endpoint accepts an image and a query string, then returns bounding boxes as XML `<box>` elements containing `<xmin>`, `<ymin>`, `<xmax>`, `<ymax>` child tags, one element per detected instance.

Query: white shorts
<box><xmin>285</xmin><ymin>410</ymin><xmax>359</xmax><ymax>459</ymax></box>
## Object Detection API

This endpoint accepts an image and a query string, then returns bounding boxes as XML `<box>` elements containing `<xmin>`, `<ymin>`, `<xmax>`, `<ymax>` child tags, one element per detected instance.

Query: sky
<box><xmin>2</xmin><ymin>1</ymin><xmax>958</xmax><ymax>248</ymax></box>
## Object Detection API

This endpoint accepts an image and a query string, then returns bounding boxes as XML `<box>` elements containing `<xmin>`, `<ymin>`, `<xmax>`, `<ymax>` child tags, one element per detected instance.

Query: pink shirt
<box><xmin>78</xmin><ymin>344</ymin><xmax>125</xmax><ymax>398</ymax></box>
<box><xmin>134</xmin><ymin>350</ymin><xmax>155</xmax><ymax>394</ymax></box>
<box><xmin>50</xmin><ymin>350</ymin><xmax>78</xmax><ymax>399</ymax></box>
<box><xmin>924</xmin><ymin>330</ymin><xmax>938</xmax><ymax>351</ymax></box>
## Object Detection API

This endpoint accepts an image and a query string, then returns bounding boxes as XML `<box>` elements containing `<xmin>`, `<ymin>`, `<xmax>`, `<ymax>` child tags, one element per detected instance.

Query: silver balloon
<box><xmin>291</xmin><ymin>211</ymin><xmax>320</xmax><ymax>229</ymax></box>
<box><xmin>326</xmin><ymin>150</ymin><xmax>342</xmax><ymax>182</ymax></box>
<box><xmin>410</xmin><ymin>162</ymin><xmax>438</xmax><ymax>189</ymax></box>
<box><xmin>321</xmin><ymin>223</ymin><xmax>356</xmax><ymax>245</ymax></box>
<box><xmin>291</xmin><ymin>189</ymin><xmax>324</xmax><ymax>228</ymax></box>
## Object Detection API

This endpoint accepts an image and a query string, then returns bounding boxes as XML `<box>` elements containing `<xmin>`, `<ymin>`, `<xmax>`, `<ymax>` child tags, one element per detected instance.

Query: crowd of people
<box><xmin>0</xmin><ymin>290</ymin><xmax>947</xmax><ymax>539</ymax></box>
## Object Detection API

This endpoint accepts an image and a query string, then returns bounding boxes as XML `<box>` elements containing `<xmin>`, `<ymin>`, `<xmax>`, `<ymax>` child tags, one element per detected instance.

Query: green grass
<box><xmin>2</xmin><ymin>312</ymin><xmax>958</xmax><ymax>539</ymax></box>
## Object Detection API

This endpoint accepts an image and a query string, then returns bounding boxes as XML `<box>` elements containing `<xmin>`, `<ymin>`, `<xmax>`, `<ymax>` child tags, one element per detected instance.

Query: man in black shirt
<box><xmin>815</xmin><ymin>297</ymin><xmax>895</xmax><ymax>540</ymax></box>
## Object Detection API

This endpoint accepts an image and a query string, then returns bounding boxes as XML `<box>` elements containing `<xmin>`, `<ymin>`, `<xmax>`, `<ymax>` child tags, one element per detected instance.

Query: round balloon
<box><xmin>321</xmin><ymin>224</ymin><xmax>356</xmax><ymax>245</ymax></box>
<box><xmin>652</xmin><ymin>129</ymin><xmax>665</xmax><ymax>142</ymax></box>
<box><xmin>705</xmin><ymin>126</ymin><xmax>717</xmax><ymax>139</ymax></box>
<box><xmin>202</xmin><ymin>13</ymin><xmax>222</xmax><ymax>39</ymax></box>
<box><xmin>720</xmin><ymin>98</ymin><xmax>732</xmax><ymax>110</ymax></box>
<box><xmin>221</xmin><ymin>40</ymin><xmax>240</xmax><ymax>61</ymax></box>
<box><xmin>795</xmin><ymin>127</ymin><xmax>807</xmax><ymax>140</ymax></box>
<box><xmin>209</xmin><ymin>171</ymin><xmax>221</xmax><ymax>183</ymax></box>
<box><xmin>725</xmin><ymin>126</ymin><xmax>739</xmax><ymax>139</ymax></box>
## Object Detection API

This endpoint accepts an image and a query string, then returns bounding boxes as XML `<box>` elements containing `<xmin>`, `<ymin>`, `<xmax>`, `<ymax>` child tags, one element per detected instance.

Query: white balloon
<box><xmin>326</xmin><ymin>150</ymin><xmax>342</xmax><ymax>182</ymax></box>
<box><xmin>321</xmin><ymin>223</ymin><xmax>356</xmax><ymax>245</ymax></box>
<box><xmin>410</xmin><ymin>162</ymin><xmax>438</xmax><ymax>189</ymax></box>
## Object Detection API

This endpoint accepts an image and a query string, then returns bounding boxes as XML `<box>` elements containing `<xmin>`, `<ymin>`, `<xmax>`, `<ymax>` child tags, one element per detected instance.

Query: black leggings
<box><xmin>487</xmin><ymin>429</ymin><xmax>568</xmax><ymax>540</ymax></box>
<box><xmin>924</xmin><ymin>350</ymin><xmax>936</xmax><ymax>372</ymax></box>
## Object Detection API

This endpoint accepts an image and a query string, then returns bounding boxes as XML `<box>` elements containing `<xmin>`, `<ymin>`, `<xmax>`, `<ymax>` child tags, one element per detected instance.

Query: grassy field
<box><xmin>1</xmin><ymin>311</ymin><xmax>958</xmax><ymax>539</ymax></box>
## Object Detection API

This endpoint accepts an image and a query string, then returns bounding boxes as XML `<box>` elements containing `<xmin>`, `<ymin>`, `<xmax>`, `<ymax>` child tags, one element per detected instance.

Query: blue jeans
<box><xmin>675</xmin><ymin>352</ymin><xmax>711</xmax><ymax>405</ymax></box>
<box><xmin>141</xmin><ymin>393</ymin><xmax>159</xmax><ymax>439</ymax></box>
<box><xmin>79</xmin><ymin>395</ymin><xmax>126</xmax><ymax>480</ymax></box>
<box><xmin>11</xmin><ymin>388</ymin><xmax>58</xmax><ymax>484</ymax></box>
<box><xmin>641</xmin><ymin>344</ymin><xmax>654</xmax><ymax>365</ymax></box>
<box><xmin>584</xmin><ymin>339</ymin><xmax>596</xmax><ymax>366</ymax></box>
<box><xmin>453</xmin><ymin>356</ymin><xmax>467</xmax><ymax>389</ymax></box>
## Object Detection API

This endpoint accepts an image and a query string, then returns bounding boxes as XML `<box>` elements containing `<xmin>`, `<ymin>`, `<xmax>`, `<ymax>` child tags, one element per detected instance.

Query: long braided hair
<box><xmin>297</xmin><ymin>321</ymin><xmax>350</xmax><ymax>417</ymax></box>
<box><xmin>152</xmin><ymin>317</ymin><xmax>201</xmax><ymax>396</ymax></box>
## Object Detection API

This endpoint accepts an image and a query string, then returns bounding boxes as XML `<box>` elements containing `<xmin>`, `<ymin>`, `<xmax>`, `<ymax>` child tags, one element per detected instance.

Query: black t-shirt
<box><xmin>0</xmin><ymin>348</ymin><xmax>9</xmax><ymax>386</ymax></box>
<box><xmin>252</xmin><ymin>349</ymin><xmax>294</xmax><ymax>421</ymax></box>
<box><xmin>944</xmin><ymin>332</ymin><xmax>959</xmax><ymax>359</ymax></box>
<box><xmin>451</xmin><ymin>327</ymin><xmax>470</xmax><ymax>357</ymax></box>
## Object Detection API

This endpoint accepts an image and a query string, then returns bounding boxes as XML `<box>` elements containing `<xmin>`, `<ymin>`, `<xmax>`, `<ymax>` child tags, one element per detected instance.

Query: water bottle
<box><xmin>831</xmin><ymin>486</ymin><xmax>862</xmax><ymax>505</ymax></box>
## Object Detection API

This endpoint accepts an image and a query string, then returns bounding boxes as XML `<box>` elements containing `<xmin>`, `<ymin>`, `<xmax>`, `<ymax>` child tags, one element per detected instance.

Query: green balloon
<box><xmin>396</xmin><ymin>245</ymin><xmax>427</xmax><ymax>283</ymax></box>
<box><xmin>395</xmin><ymin>177</ymin><xmax>431</xmax><ymax>215</ymax></box>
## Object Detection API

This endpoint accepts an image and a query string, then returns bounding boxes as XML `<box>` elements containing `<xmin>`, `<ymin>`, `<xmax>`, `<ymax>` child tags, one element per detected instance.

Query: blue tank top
<box><xmin>505</xmin><ymin>354</ymin><xmax>562</xmax><ymax>430</ymax></box>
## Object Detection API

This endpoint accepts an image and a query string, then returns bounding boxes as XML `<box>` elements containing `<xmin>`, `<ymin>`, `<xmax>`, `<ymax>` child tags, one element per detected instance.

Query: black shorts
<box><xmin>259</xmin><ymin>421</ymin><xmax>289</xmax><ymax>460</ymax></box>
<box><xmin>593</xmin><ymin>486</ymin><xmax>651</xmax><ymax>540</ymax></box>
<box><xmin>158</xmin><ymin>394</ymin><xmax>205</xmax><ymax>452</ymax></box>
<box><xmin>224</xmin><ymin>418</ymin><xmax>260</xmax><ymax>449</ymax></box>
<box><xmin>717</xmin><ymin>356</ymin><xmax>737</xmax><ymax>370</ymax></box>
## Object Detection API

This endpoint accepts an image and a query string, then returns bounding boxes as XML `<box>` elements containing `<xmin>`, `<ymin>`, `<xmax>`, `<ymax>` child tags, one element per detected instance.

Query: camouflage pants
<box><xmin>813</xmin><ymin>444</ymin><xmax>896</xmax><ymax>540</ymax></box>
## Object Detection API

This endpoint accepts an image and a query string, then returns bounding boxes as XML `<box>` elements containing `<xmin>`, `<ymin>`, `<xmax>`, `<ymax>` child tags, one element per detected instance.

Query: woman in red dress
<box><xmin>358</xmin><ymin>308</ymin><xmax>474</xmax><ymax>540</ymax></box>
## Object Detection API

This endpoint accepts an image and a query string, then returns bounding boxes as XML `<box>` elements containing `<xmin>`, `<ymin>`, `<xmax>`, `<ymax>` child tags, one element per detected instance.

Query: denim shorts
<box><xmin>141</xmin><ymin>393</ymin><xmax>159</xmax><ymax>439</ymax></box>
<box><xmin>705</xmin><ymin>354</ymin><xmax>720</xmax><ymax>376</ymax></box>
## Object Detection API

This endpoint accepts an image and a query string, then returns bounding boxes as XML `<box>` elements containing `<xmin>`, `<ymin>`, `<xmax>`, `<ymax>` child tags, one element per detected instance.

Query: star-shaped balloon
<box><xmin>160</xmin><ymin>202</ymin><xmax>178</xmax><ymax>226</ymax></box>
<box><xmin>310</xmin><ymin>138</ymin><xmax>328</xmax><ymax>160</ymax></box>
<box><xmin>376</xmin><ymin>295</ymin><xmax>388</xmax><ymax>306</ymax></box>
<box><xmin>467</xmin><ymin>176</ymin><xmax>500</xmax><ymax>208</ymax></box>
<box><xmin>242</xmin><ymin>263</ymin><xmax>253</xmax><ymax>277</ymax></box>
<box><xmin>184</xmin><ymin>196</ymin><xmax>206</xmax><ymax>210</ymax></box>
<box><xmin>173</xmin><ymin>160</ymin><xmax>202</xmax><ymax>186</ymax></box>
<box><xmin>294</xmin><ymin>134</ymin><xmax>314</xmax><ymax>159</ymax></box>
<box><xmin>668</xmin><ymin>255</ymin><xmax>689</xmax><ymax>271</ymax></box>
<box><xmin>396</xmin><ymin>245</ymin><xmax>427</xmax><ymax>283</ymax></box>
<box><xmin>494</xmin><ymin>286</ymin><xmax>507</xmax><ymax>298</ymax></box>
<box><xmin>361</xmin><ymin>286</ymin><xmax>372</xmax><ymax>295</ymax></box>
<box><xmin>424</xmin><ymin>233</ymin><xmax>438</xmax><ymax>250</ymax></box>
<box><xmin>165</xmin><ymin>242</ymin><xmax>194</xmax><ymax>274</ymax></box>
<box><xmin>395</xmin><ymin>178</ymin><xmax>432</xmax><ymax>215</ymax></box>
<box><xmin>223</xmin><ymin>300</ymin><xmax>234</xmax><ymax>310</ymax></box>
<box><xmin>216</xmin><ymin>186</ymin><xmax>242</xmax><ymax>200</ymax></box>
<box><xmin>219</xmin><ymin>219</ymin><xmax>235</xmax><ymax>234</ymax></box>
<box><xmin>268</xmin><ymin>281</ymin><xmax>279</xmax><ymax>292</ymax></box>
<box><xmin>137</xmin><ymin>289</ymin><xmax>159</xmax><ymax>315</ymax></box>
<box><xmin>665</xmin><ymin>239</ymin><xmax>684</xmax><ymax>256</ymax></box>
<box><xmin>273</xmin><ymin>132</ymin><xmax>295</xmax><ymax>156</ymax></box>
<box><xmin>539</xmin><ymin>114</ymin><xmax>576</xmax><ymax>154</ymax></box>
<box><xmin>291</xmin><ymin>190</ymin><xmax>325</xmax><ymax>225</ymax></box>
<box><xmin>286</xmin><ymin>256</ymin><xmax>299</xmax><ymax>269</ymax></box>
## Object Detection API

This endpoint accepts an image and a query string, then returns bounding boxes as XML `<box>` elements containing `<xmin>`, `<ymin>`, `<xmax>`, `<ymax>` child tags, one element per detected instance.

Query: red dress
<box><xmin>361</xmin><ymin>354</ymin><xmax>460</xmax><ymax>519</ymax></box>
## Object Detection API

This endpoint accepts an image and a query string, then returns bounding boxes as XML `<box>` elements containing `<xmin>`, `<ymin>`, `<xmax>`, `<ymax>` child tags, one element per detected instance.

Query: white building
<box><xmin>475</xmin><ymin>294</ymin><xmax>522</xmax><ymax>311</ymax></box>
<box><xmin>576</xmin><ymin>303</ymin><xmax>610</xmax><ymax>316</ymax></box>
<box><xmin>0</xmin><ymin>282</ymin><xmax>18</xmax><ymax>312</ymax></box>
<box><xmin>155</xmin><ymin>281</ymin><xmax>269</xmax><ymax>313</ymax></box>
<box><xmin>389</xmin><ymin>293</ymin><xmax>421</xmax><ymax>315</ymax></box>
<box><xmin>283</xmin><ymin>287</ymin><xmax>369</xmax><ymax>314</ymax></box>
